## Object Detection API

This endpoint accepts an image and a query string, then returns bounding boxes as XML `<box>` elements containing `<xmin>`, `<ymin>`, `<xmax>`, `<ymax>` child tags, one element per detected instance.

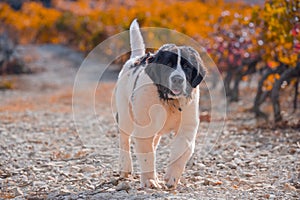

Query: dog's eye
<box><xmin>182</xmin><ymin>63</ymin><xmax>188</xmax><ymax>69</ymax></box>
<box><xmin>166</xmin><ymin>62</ymin><xmax>172</xmax><ymax>67</ymax></box>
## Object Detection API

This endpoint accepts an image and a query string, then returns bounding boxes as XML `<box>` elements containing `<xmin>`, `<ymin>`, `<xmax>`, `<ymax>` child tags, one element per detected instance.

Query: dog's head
<box><xmin>145</xmin><ymin>44</ymin><xmax>206</xmax><ymax>99</ymax></box>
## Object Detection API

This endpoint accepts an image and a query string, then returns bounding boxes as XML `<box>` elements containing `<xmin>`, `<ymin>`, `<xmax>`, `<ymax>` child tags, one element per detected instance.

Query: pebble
<box><xmin>198</xmin><ymin>163</ymin><xmax>206</xmax><ymax>170</ymax></box>
<box><xmin>244</xmin><ymin>172</ymin><xmax>255</xmax><ymax>177</ymax></box>
<box><xmin>12</xmin><ymin>187</ymin><xmax>23</xmax><ymax>197</ymax></box>
<box><xmin>110</xmin><ymin>177</ymin><xmax>119</xmax><ymax>186</ymax></box>
<box><xmin>192</xmin><ymin>171</ymin><xmax>201</xmax><ymax>176</ymax></box>
<box><xmin>203</xmin><ymin>178</ymin><xmax>222</xmax><ymax>186</ymax></box>
<box><xmin>0</xmin><ymin>55</ymin><xmax>299</xmax><ymax>200</ymax></box>
<box><xmin>217</xmin><ymin>163</ymin><xmax>227</xmax><ymax>169</ymax></box>
<box><xmin>269</xmin><ymin>194</ymin><xmax>276</xmax><ymax>200</ymax></box>
<box><xmin>116</xmin><ymin>182</ymin><xmax>131</xmax><ymax>191</ymax></box>
<box><xmin>80</xmin><ymin>165</ymin><xmax>96</xmax><ymax>173</ymax></box>
<box><xmin>227</xmin><ymin>162</ymin><xmax>237</xmax><ymax>169</ymax></box>
<box><xmin>284</xmin><ymin>183</ymin><xmax>296</xmax><ymax>191</ymax></box>
<box><xmin>33</xmin><ymin>181</ymin><xmax>46</xmax><ymax>187</ymax></box>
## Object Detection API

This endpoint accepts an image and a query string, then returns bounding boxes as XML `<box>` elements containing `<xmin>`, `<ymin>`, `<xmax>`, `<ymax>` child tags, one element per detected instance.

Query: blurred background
<box><xmin>0</xmin><ymin>1</ymin><xmax>300</xmax><ymax>199</ymax></box>
<box><xmin>0</xmin><ymin>0</ymin><xmax>299</xmax><ymax>122</ymax></box>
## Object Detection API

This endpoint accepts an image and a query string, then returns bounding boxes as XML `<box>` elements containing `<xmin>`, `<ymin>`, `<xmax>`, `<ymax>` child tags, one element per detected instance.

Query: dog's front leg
<box><xmin>165</xmin><ymin>99</ymin><xmax>199</xmax><ymax>189</ymax></box>
<box><xmin>164</xmin><ymin>127</ymin><xmax>197</xmax><ymax>189</ymax></box>
<box><xmin>133</xmin><ymin>136</ymin><xmax>161</xmax><ymax>188</ymax></box>
<box><xmin>131</xmin><ymin>85</ymin><xmax>167</xmax><ymax>188</ymax></box>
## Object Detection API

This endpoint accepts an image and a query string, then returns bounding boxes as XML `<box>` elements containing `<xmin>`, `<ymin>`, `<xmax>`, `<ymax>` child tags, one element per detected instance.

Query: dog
<box><xmin>115</xmin><ymin>19</ymin><xmax>206</xmax><ymax>189</ymax></box>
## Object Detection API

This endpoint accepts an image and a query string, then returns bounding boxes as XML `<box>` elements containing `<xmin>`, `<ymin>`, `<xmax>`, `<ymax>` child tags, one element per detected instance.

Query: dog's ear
<box><xmin>145</xmin><ymin>52</ymin><xmax>163</xmax><ymax>85</ymax></box>
<box><xmin>191</xmin><ymin>67</ymin><xmax>204</xmax><ymax>88</ymax></box>
<box><xmin>187</xmin><ymin>47</ymin><xmax>206</xmax><ymax>88</ymax></box>
<box><xmin>146</xmin><ymin>54</ymin><xmax>156</xmax><ymax>64</ymax></box>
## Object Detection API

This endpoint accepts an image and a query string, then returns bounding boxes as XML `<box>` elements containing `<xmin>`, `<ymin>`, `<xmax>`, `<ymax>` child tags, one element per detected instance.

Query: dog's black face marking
<box><xmin>151</xmin><ymin>51</ymin><xmax>178</xmax><ymax>69</ymax></box>
<box><xmin>181</xmin><ymin>47</ymin><xmax>205</xmax><ymax>88</ymax></box>
<box><xmin>145</xmin><ymin>45</ymin><xmax>206</xmax><ymax>101</ymax></box>
<box><xmin>146</xmin><ymin>50</ymin><xmax>178</xmax><ymax>84</ymax></box>
<box><xmin>179</xmin><ymin>56</ymin><xmax>203</xmax><ymax>89</ymax></box>
<box><xmin>145</xmin><ymin>50</ymin><xmax>179</xmax><ymax>100</ymax></box>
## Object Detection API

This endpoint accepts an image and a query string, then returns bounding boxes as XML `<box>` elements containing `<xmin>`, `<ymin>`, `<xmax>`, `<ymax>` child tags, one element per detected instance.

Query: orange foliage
<box><xmin>0</xmin><ymin>2</ymin><xmax>61</xmax><ymax>43</ymax></box>
<box><xmin>263</xmin><ymin>73</ymin><xmax>280</xmax><ymax>92</ymax></box>
<box><xmin>0</xmin><ymin>0</ymin><xmax>253</xmax><ymax>52</ymax></box>
<box><xmin>1</xmin><ymin>0</ymin><xmax>298</xmax><ymax>71</ymax></box>
<box><xmin>252</xmin><ymin>0</ymin><xmax>300</xmax><ymax>66</ymax></box>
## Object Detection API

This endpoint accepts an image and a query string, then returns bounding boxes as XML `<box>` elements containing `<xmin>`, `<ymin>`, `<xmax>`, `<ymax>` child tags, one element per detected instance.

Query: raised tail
<box><xmin>130</xmin><ymin>19</ymin><xmax>145</xmax><ymax>59</ymax></box>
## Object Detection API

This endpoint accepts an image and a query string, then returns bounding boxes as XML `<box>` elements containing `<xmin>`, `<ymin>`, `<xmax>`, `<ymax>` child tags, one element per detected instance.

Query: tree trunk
<box><xmin>271</xmin><ymin>68</ymin><xmax>296</xmax><ymax>122</ymax></box>
<box><xmin>253</xmin><ymin>64</ymin><xmax>287</xmax><ymax>119</ymax></box>
<box><xmin>231</xmin><ymin>60</ymin><xmax>258</xmax><ymax>102</ymax></box>
<box><xmin>224</xmin><ymin>70</ymin><xmax>233</xmax><ymax>97</ymax></box>
<box><xmin>230</xmin><ymin>66</ymin><xmax>244</xmax><ymax>102</ymax></box>
<box><xmin>293</xmin><ymin>79</ymin><xmax>299</xmax><ymax>112</ymax></box>
<box><xmin>253</xmin><ymin>68</ymin><xmax>272</xmax><ymax>118</ymax></box>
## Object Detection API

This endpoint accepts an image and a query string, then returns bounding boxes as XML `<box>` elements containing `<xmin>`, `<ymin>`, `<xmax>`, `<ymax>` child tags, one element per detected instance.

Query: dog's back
<box><xmin>115</xmin><ymin>19</ymin><xmax>148</xmax><ymax>131</ymax></box>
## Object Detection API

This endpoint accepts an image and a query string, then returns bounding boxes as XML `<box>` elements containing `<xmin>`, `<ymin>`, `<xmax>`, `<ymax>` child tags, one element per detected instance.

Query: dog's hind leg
<box><xmin>117</xmin><ymin>99</ymin><xmax>134</xmax><ymax>178</ymax></box>
<box><xmin>119</xmin><ymin>130</ymin><xmax>132</xmax><ymax>178</ymax></box>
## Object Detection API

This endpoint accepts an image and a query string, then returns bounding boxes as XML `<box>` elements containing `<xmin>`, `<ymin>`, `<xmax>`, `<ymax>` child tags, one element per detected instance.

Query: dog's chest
<box><xmin>159</xmin><ymin>101</ymin><xmax>182</xmax><ymax>134</ymax></box>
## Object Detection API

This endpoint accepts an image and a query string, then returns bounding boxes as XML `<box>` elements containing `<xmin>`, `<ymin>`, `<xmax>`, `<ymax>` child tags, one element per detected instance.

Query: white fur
<box><xmin>169</xmin><ymin>48</ymin><xmax>187</xmax><ymax>95</ymax></box>
<box><xmin>115</xmin><ymin>19</ymin><xmax>200</xmax><ymax>189</ymax></box>
<box><xmin>130</xmin><ymin>19</ymin><xmax>145</xmax><ymax>59</ymax></box>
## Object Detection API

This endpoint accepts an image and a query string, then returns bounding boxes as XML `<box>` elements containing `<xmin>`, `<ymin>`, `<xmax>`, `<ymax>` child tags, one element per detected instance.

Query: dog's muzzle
<box><xmin>170</xmin><ymin>75</ymin><xmax>185</xmax><ymax>95</ymax></box>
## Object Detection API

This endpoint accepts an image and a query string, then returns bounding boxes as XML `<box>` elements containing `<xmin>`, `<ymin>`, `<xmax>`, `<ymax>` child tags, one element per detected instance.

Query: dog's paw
<box><xmin>164</xmin><ymin>167</ymin><xmax>182</xmax><ymax>189</ymax></box>
<box><xmin>120</xmin><ymin>171</ymin><xmax>131</xmax><ymax>178</ymax></box>
<box><xmin>141</xmin><ymin>178</ymin><xmax>162</xmax><ymax>189</ymax></box>
<box><xmin>164</xmin><ymin>158</ymin><xmax>187</xmax><ymax>189</ymax></box>
<box><xmin>140</xmin><ymin>172</ymin><xmax>162</xmax><ymax>189</ymax></box>
<box><xmin>164</xmin><ymin>174</ymin><xmax>179</xmax><ymax>189</ymax></box>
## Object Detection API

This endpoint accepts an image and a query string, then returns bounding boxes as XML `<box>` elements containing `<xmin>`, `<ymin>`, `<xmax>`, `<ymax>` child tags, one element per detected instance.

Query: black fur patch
<box><xmin>129</xmin><ymin>53</ymin><xmax>151</xmax><ymax>74</ymax></box>
<box><xmin>156</xmin><ymin>85</ymin><xmax>175</xmax><ymax>101</ymax></box>
<box><xmin>145</xmin><ymin>51</ymin><xmax>177</xmax><ymax>85</ymax></box>
<box><xmin>145</xmin><ymin>50</ymin><xmax>179</xmax><ymax>101</ymax></box>
<box><xmin>182</xmin><ymin>46</ymin><xmax>206</xmax><ymax>87</ymax></box>
<box><xmin>131</xmin><ymin>45</ymin><xmax>206</xmax><ymax>102</ymax></box>
<box><xmin>145</xmin><ymin>48</ymin><xmax>202</xmax><ymax>101</ymax></box>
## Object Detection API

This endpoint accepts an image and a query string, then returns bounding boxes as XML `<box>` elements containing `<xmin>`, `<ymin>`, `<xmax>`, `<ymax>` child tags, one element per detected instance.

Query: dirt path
<box><xmin>0</xmin><ymin>45</ymin><xmax>299</xmax><ymax>199</ymax></box>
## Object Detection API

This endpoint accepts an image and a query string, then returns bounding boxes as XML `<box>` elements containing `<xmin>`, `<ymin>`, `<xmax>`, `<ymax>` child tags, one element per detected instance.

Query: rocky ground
<box><xmin>0</xmin><ymin>45</ymin><xmax>299</xmax><ymax>199</ymax></box>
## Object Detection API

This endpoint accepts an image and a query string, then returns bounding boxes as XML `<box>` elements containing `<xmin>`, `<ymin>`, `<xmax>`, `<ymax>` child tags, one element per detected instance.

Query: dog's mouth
<box><xmin>171</xmin><ymin>88</ymin><xmax>183</xmax><ymax>96</ymax></box>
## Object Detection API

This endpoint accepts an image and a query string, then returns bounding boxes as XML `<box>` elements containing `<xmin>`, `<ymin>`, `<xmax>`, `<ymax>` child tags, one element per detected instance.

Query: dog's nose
<box><xmin>171</xmin><ymin>75</ymin><xmax>184</xmax><ymax>85</ymax></box>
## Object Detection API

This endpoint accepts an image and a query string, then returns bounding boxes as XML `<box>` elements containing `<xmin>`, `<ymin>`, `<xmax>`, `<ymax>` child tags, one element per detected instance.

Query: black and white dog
<box><xmin>115</xmin><ymin>19</ymin><xmax>206</xmax><ymax>189</ymax></box>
